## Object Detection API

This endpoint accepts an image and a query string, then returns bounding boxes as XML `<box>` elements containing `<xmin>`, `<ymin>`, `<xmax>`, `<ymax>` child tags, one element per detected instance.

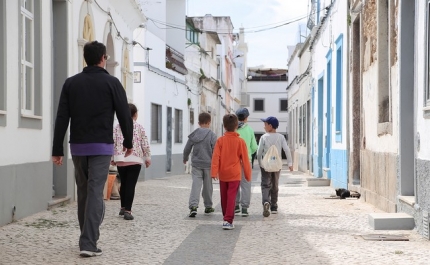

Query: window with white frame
<box><xmin>299</xmin><ymin>105</ymin><xmax>302</xmax><ymax>145</ymax></box>
<box><xmin>280</xmin><ymin>99</ymin><xmax>288</xmax><ymax>112</ymax></box>
<box><xmin>174</xmin><ymin>109</ymin><xmax>183</xmax><ymax>143</ymax></box>
<box><xmin>151</xmin><ymin>103</ymin><xmax>162</xmax><ymax>143</ymax></box>
<box><xmin>21</xmin><ymin>0</ymin><xmax>34</xmax><ymax>115</ymax></box>
<box><xmin>254</xmin><ymin>99</ymin><xmax>264</xmax><ymax>112</ymax></box>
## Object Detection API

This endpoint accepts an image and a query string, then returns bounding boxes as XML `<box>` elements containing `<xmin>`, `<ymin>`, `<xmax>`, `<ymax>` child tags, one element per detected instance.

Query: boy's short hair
<box><xmin>198</xmin><ymin>112</ymin><xmax>211</xmax><ymax>124</ymax></box>
<box><xmin>223</xmin><ymin>114</ymin><xmax>238</xmax><ymax>132</ymax></box>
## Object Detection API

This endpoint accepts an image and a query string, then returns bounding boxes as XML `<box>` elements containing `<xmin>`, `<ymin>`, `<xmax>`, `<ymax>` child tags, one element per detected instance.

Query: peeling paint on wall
<box><xmin>390</xmin><ymin>0</ymin><xmax>399</xmax><ymax>66</ymax></box>
<box><xmin>363</xmin><ymin>0</ymin><xmax>377</xmax><ymax>70</ymax></box>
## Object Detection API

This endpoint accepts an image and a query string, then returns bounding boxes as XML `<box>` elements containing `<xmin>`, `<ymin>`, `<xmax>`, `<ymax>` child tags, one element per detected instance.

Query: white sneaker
<box><xmin>222</xmin><ymin>222</ymin><xmax>234</xmax><ymax>230</ymax></box>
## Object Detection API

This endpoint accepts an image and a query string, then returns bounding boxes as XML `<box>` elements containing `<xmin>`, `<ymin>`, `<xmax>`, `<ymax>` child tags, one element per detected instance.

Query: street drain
<box><xmin>360</xmin><ymin>234</ymin><xmax>409</xmax><ymax>241</ymax></box>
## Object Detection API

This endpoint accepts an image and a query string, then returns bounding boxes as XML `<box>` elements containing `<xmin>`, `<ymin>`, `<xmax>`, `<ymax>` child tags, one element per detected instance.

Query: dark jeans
<box><xmin>260</xmin><ymin>167</ymin><xmax>280</xmax><ymax>208</ymax></box>
<box><xmin>72</xmin><ymin>155</ymin><xmax>111</xmax><ymax>251</ymax></box>
<box><xmin>251</xmin><ymin>152</ymin><xmax>256</xmax><ymax>168</ymax></box>
<box><xmin>117</xmin><ymin>164</ymin><xmax>142</xmax><ymax>211</ymax></box>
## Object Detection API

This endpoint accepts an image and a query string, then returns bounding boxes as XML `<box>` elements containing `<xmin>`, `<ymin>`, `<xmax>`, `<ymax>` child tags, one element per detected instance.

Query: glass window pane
<box><xmin>255</xmin><ymin>99</ymin><xmax>264</xmax><ymax>111</ymax></box>
<box><xmin>22</xmin><ymin>0</ymin><xmax>32</xmax><ymax>12</ymax></box>
<box><xmin>25</xmin><ymin>17</ymin><xmax>32</xmax><ymax>62</ymax></box>
<box><xmin>25</xmin><ymin>65</ymin><xmax>32</xmax><ymax>110</ymax></box>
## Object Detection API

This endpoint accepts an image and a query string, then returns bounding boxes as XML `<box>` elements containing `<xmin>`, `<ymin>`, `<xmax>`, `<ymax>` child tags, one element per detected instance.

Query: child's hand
<box><xmin>183</xmin><ymin>160</ymin><xmax>187</xmax><ymax>164</ymax></box>
<box><xmin>212</xmin><ymin>176</ymin><xmax>218</xmax><ymax>181</ymax></box>
<box><xmin>289</xmin><ymin>166</ymin><xmax>293</xmax><ymax>171</ymax></box>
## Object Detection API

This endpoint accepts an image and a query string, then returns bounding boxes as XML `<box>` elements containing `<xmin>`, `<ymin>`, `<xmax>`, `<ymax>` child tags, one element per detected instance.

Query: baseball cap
<box><xmin>235</xmin><ymin>108</ymin><xmax>249</xmax><ymax>119</ymax></box>
<box><xmin>261</xmin><ymin>116</ymin><xmax>279</xmax><ymax>129</ymax></box>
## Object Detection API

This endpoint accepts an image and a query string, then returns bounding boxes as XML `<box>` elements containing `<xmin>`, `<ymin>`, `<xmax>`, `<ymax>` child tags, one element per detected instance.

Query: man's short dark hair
<box><xmin>198</xmin><ymin>112</ymin><xmax>211</xmax><ymax>124</ymax></box>
<box><xmin>84</xmin><ymin>41</ymin><xmax>106</xmax><ymax>66</ymax></box>
<box><xmin>223</xmin><ymin>114</ymin><xmax>238</xmax><ymax>132</ymax></box>
<box><xmin>129</xmin><ymin>103</ymin><xmax>138</xmax><ymax>118</ymax></box>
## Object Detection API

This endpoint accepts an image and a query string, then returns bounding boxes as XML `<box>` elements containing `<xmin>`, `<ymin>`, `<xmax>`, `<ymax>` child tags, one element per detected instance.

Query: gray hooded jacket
<box><xmin>183</xmin><ymin>128</ymin><xmax>217</xmax><ymax>169</ymax></box>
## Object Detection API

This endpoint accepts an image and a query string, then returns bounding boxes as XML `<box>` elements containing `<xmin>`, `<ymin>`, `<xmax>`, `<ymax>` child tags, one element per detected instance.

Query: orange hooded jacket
<box><xmin>211</xmin><ymin>132</ymin><xmax>251</xmax><ymax>182</ymax></box>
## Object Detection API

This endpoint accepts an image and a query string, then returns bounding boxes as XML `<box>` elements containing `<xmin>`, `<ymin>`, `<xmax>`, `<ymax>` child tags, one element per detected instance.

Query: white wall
<box><xmin>0</xmin><ymin>1</ymin><xmax>53</xmax><ymax>166</ymax></box>
<box><xmin>134</xmin><ymin>28</ymin><xmax>188</xmax><ymax>157</ymax></box>
<box><xmin>311</xmin><ymin>0</ymin><xmax>350</xmax><ymax>153</ymax></box>
<box><xmin>138</xmin><ymin>0</ymin><xmax>166</xmax><ymax>42</ymax></box>
<box><xmin>166</xmin><ymin>0</ymin><xmax>185</xmax><ymax>54</ymax></box>
<box><xmin>414</xmin><ymin>0</ymin><xmax>430</xmax><ymax>160</ymax></box>
<box><xmin>247</xmin><ymin>81</ymin><xmax>288</xmax><ymax>135</ymax></box>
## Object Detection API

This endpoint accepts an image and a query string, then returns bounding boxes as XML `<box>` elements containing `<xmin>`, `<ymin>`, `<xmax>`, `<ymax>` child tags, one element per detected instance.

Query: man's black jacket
<box><xmin>52</xmin><ymin>66</ymin><xmax>133</xmax><ymax>156</ymax></box>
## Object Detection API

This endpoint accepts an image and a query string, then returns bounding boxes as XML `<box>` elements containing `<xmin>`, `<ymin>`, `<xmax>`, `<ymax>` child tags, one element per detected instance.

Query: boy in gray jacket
<box><xmin>183</xmin><ymin>113</ymin><xmax>217</xmax><ymax>217</ymax></box>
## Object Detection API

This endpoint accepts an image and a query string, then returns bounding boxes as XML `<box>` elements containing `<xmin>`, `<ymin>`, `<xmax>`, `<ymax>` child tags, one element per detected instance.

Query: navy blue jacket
<box><xmin>52</xmin><ymin>66</ymin><xmax>133</xmax><ymax>156</ymax></box>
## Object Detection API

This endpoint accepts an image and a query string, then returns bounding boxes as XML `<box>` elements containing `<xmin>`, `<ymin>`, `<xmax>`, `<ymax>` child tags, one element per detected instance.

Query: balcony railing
<box><xmin>248</xmin><ymin>75</ymin><xmax>288</xmax><ymax>82</ymax></box>
<box><xmin>166</xmin><ymin>45</ymin><xmax>188</xmax><ymax>75</ymax></box>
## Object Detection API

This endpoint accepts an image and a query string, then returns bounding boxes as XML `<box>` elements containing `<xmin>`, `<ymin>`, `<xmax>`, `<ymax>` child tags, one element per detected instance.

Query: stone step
<box><xmin>369</xmin><ymin>213</ymin><xmax>415</xmax><ymax>230</ymax></box>
<box><xmin>306</xmin><ymin>178</ymin><xmax>330</xmax><ymax>187</ymax></box>
<box><xmin>47</xmin><ymin>196</ymin><xmax>71</xmax><ymax>210</ymax></box>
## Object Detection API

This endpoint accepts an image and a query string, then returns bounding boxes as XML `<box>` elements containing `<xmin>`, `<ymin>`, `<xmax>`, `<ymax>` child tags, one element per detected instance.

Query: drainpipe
<box><xmin>346</xmin><ymin>1</ymin><xmax>351</xmax><ymax>188</ymax></box>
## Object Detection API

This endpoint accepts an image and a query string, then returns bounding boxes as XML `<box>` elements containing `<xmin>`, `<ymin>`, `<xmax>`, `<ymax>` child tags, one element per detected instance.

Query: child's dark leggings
<box><xmin>117</xmin><ymin>164</ymin><xmax>142</xmax><ymax>211</ymax></box>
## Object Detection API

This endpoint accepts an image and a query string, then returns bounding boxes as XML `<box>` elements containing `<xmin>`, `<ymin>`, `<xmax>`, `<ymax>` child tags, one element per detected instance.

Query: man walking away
<box><xmin>52</xmin><ymin>41</ymin><xmax>133</xmax><ymax>258</ymax></box>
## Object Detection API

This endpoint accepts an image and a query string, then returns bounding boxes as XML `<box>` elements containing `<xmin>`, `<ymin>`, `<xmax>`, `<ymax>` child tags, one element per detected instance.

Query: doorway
<box><xmin>399</xmin><ymin>0</ymin><xmax>415</xmax><ymax>196</ymax></box>
<box><xmin>166</xmin><ymin>107</ymin><xmax>172</xmax><ymax>172</ymax></box>
<box><xmin>317</xmin><ymin>76</ymin><xmax>324</xmax><ymax>178</ymax></box>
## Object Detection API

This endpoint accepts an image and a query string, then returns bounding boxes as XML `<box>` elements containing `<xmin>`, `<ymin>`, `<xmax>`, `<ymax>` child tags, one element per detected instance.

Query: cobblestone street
<box><xmin>1</xmin><ymin>166</ymin><xmax>429</xmax><ymax>265</ymax></box>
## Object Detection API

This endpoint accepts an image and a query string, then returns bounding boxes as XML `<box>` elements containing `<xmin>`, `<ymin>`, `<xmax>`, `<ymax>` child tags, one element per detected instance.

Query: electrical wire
<box><xmin>147</xmin><ymin>5</ymin><xmax>328</xmax><ymax>35</ymax></box>
<box><xmin>92</xmin><ymin>0</ymin><xmax>133</xmax><ymax>45</ymax></box>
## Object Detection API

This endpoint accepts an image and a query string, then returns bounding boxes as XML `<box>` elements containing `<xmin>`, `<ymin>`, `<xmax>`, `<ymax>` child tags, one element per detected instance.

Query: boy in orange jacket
<box><xmin>211</xmin><ymin>114</ymin><xmax>251</xmax><ymax>230</ymax></box>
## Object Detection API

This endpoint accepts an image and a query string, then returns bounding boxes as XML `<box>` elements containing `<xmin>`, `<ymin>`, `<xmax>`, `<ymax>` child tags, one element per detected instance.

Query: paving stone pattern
<box><xmin>1</xmin><ymin>166</ymin><xmax>429</xmax><ymax>265</ymax></box>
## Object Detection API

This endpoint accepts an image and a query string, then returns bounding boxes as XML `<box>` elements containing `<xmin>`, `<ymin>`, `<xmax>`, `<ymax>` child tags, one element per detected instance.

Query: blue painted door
<box><xmin>325</xmin><ymin>57</ymin><xmax>332</xmax><ymax>178</ymax></box>
<box><xmin>317</xmin><ymin>78</ymin><xmax>324</xmax><ymax>178</ymax></box>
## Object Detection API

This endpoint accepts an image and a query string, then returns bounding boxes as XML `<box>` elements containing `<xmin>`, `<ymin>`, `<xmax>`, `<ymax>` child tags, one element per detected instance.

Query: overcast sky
<box><xmin>186</xmin><ymin>0</ymin><xmax>310</xmax><ymax>69</ymax></box>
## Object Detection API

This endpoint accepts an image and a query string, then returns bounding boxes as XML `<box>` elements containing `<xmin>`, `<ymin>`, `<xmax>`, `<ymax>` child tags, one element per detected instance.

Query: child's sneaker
<box><xmin>204</xmin><ymin>207</ymin><xmax>215</xmax><ymax>215</ymax></box>
<box><xmin>271</xmin><ymin>207</ymin><xmax>278</xmax><ymax>214</ymax></box>
<box><xmin>222</xmin><ymin>222</ymin><xmax>234</xmax><ymax>230</ymax></box>
<box><xmin>263</xmin><ymin>202</ymin><xmax>271</xmax><ymax>217</ymax></box>
<box><xmin>124</xmin><ymin>211</ymin><xmax>134</xmax><ymax>220</ymax></box>
<box><xmin>189</xmin><ymin>206</ymin><xmax>198</xmax><ymax>217</ymax></box>
<box><xmin>119</xmin><ymin>208</ymin><xmax>125</xmax><ymax>216</ymax></box>
<box><xmin>234</xmin><ymin>205</ymin><xmax>241</xmax><ymax>215</ymax></box>
<box><xmin>241</xmin><ymin>208</ymin><xmax>249</xmax><ymax>217</ymax></box>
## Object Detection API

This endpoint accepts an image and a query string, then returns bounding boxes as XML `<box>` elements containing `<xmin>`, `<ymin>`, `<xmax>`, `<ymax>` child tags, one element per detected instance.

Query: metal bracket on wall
<box><xmin>423</xmin><ymin>210</ymin><xmax>429</xmax><ymax>240</ymax></box>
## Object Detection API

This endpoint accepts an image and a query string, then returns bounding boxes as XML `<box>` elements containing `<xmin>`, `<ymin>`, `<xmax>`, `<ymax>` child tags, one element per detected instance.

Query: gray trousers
<box><xmin>72</xmin><ymin>155</ymin><xmax>110</xmax><ymax>251</ymax></box>
<box><xmin>235</xmin><ymin>168</ymin><xmax>252</xmax><ymax>208</ymax></box>
<box><xmin>189</xmin><ymin>167</ymin><xmax>213</xmax><ymax>208</ymax></box>
<box><xmin>260</xmin><ymin>167</ymin><xmax>280</xmax><ymax>207</ymax></box>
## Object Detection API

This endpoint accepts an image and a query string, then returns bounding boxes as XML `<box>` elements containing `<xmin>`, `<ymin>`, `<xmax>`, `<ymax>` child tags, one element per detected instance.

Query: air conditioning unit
<box><xmin>240</xmin><ymin>92</ymin><xmax>250</xmax><ymax>106</ymax></box>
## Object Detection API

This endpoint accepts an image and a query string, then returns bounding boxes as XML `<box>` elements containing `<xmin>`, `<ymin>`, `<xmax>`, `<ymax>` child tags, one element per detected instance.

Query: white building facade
<box><xmin>0</xmin><ymin>0</ymin><xmax>145</xmax><ymax>226</ymax></box>
<box><xmin>309</xmin><ymin>0</ymin><xmax>349</xmax><ymax>188</ymax></box>
<box><xmin>287</xmin><ymin>39</ymin><xmax>312</xmax><ymax>173</ymax></box>
<box><xmin>246</xmin><ymin>68</ymin><xmax>288</xmax><ymax>149</ymax></box>
<box><xmin>134</xmin><ymin>0</ymin><xmax>188</xmax><ymax>179</ymax></box>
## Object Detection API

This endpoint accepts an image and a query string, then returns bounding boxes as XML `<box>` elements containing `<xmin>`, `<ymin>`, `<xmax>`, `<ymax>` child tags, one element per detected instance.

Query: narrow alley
<box><xmin>1</xmin><ymin>165</ymin><xmax>429</xmax><ymax>265</ymax></box>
